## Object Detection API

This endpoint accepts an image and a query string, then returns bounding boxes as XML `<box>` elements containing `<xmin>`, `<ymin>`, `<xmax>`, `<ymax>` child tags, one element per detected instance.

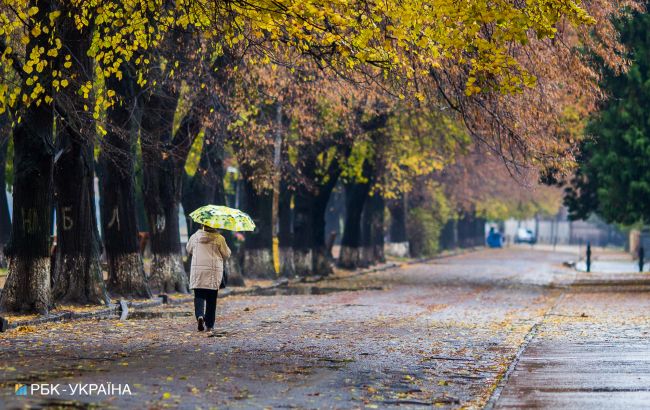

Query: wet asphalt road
<box><xmin>1</xmin><ymin>248</ymin><xmax>648</xmax><ymax>409</ymax></box>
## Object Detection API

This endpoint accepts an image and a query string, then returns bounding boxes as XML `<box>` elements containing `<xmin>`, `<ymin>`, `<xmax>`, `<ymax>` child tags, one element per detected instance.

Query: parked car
<box><xmin>514</xmin><ymin>228</ymin><xmax>536</xmax><ymax>244</ymax></box>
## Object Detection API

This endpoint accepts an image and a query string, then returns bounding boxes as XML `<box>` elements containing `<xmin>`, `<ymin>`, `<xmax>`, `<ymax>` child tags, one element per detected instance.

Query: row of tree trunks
<box><xmin>0</xmin><ymin>1</ymin><xmax>55</xmax><ymax>313</ymax></box>
<box><xmin>99</xmin><ymin>69</ymin><xmax>152</xmax><ymax>299</ymax></box>
<box><xmin>236</xmin><ymin>150</ymin><xmax>343</xmax><ymax>279</ymax></box>
<box><xmin>253</xmin><ymin>177</ymin><xmax>340</xmax><ymax>278</ymax></box>
<box><xmin>0</xmin><ymin>114</ymin><xmax>10</xmax><ymax>269</ymax></box>
<box><xmin>339</xmin><ymin>185</ymin><xmax>388</xmax><ymax>269</ymax></box>
<box><xmin>338</xmin><ymin>155</ymin><xmax>375</xmax><ymax>270</ymax></box>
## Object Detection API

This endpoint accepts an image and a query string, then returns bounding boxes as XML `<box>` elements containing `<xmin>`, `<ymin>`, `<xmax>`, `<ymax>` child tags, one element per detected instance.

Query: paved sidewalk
<box><xmin>494</xmin><ymin>272</ymin><xmax>650</xmax><ymax>409</ymax></box>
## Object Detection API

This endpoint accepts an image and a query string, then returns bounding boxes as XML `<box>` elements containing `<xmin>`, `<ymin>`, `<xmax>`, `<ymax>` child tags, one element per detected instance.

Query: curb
<box><xmin>322</xmin><ymin>246</ymin><xmax>483</xmax><ymax>283</ymax></box>
<box><xmin>0</xmin><ymin>278</ymin><xmax>294</xmax><ymax>331</ymax></box>
<box><xmin>0</xmin><ymin>247</ymin><xmax>482</xmax><ymax>331</ymax></box>
<box><xmin>1</xmin><ymin>298</ymin><xmax>164</xmax><ymax>331</ymax></box>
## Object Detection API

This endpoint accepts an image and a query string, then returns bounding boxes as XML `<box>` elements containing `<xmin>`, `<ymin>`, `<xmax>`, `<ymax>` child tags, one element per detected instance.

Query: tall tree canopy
<box><xmin>565</xmin><ymin>8</ymin><xmax>650</xmax><ymax>224</ymax></box>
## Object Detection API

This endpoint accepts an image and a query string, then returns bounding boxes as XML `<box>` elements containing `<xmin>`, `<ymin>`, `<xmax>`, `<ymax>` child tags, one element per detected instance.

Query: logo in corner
<box><xmin>15</xmin><ymin>384</ymin><xmax>28</xmax><ymax>396</ymax></box>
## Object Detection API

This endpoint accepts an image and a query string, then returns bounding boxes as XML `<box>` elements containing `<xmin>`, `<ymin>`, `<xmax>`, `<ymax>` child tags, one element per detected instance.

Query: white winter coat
<box><xmin>186</xmin><ymin>230</ymin><xmax>231</xmax><ymax>290</ymax></box>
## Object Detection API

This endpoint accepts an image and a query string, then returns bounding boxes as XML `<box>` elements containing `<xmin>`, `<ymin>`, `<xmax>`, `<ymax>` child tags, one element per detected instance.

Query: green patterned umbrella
<box><xmin>189</xmin><ymin>205</ymin><xmax>256</xmax><ymax>231</ymax></box>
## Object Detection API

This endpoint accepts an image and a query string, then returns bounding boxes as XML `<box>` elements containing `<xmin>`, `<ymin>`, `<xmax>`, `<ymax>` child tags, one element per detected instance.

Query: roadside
<box><xmin>492</xmin><ymin>256</ymin><xmax>650</xmax><ymax>409</ymax></box>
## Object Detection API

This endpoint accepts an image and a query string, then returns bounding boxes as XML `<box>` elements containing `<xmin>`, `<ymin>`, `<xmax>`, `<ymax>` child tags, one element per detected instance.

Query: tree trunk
<box><xmin>368</xmin><ymin>194</ymin><xmax>385</xmax><ymax>263</ymax></box>
<box><xmin>0</xmin><ymin>2</ymin><xmax>55</xmax><ymax>313</ymax></box>
<box><xmin>51</xmin><ymin>16</ymin><xmax>109</xmax><ymax>306</ymax></box>
<box><xmin>293</xmin><ymin>185</ymin><xmax>313</xmax><ymax>276</ymax></box>
<box><xmin>279</xmin><ymin>182</ymin><xmax>295</xmax><ymax>277</ymax></box>
<box><xmin>211</xmin><ymin>139</ymin><xmax>245</xmax><ymax>286</ymax></box>
<box><xmin>360</xmin><ymin>196</ymin><xmax>374</xmax><ymax>268</ymax></box>
<box><xmin>1</xmin><ymin>103</ymin><xmax>54</xmax><ymax>313</ymax></box>
<box><xmin>0</xmin><ymin>115</ymin><xmax>10</xmax><ymax>269</ymax></box>
<box><xmin>310</xmin><ymin>159</ymin><xmax>342</xmax><ymax>276</ymax></box>
<box><xmin>140</xmin><ymin>91</ymin><xmax>190</xmax><ymax>294</ymax></box>
<box><xmin>386</xmin><ymin>195</ymin><xmax>409</xmax><ymax>257</ymax></box>
<box><xmin>53</xmin><ymin>126</ymin><xmax>109</xmax><ymax>305</ymax></box>
<box><xmin>99</xmin><ymin>70</ymin><xmax>151</xmax><ymax>299</ymax></box>
<box><xmin>311</xmin><ymin>189</ymin><xmax>335</xmax><ymax>276</ymax></box>
<box><xmin>339</xmin><ymin>179</ymin><xmax>371</xmax><ymax>269</ymax></box>
<box><xmin>241</xmin><ymin>178</ymin><xmax>274</xmax><ymax>278</ymax></box>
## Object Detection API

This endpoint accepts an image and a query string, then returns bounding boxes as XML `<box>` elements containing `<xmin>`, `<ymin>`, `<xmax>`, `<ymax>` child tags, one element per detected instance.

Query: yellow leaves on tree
<box><xmin>0</xmin><ymin>0</ymin><xmax>633</xmax><ymax>116</ymax></box>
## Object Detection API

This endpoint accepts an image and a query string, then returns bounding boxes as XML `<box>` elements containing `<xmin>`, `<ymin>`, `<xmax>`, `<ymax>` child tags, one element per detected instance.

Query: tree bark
<box><xmin>0</xmin><ymin>104</ymin><xmax>53</xmax><ymax>313</ymax></box>
<box><xmin>53</xmin><ymin>126</ymin><xmax>109</xmax><ymax>305</ymax></box>
<box><xmin>99</xmin><ymin>69</ymin><xmax>151</xmax><ymax>299</ymax></box>
<box><xmin>0</xmin><ymin>1</ymin><xmax>55</xmax><ymax>313</ymax></box>
<box><xmin>241</xmin><ymin>178</ymin><xmax>275</xmax><ymax>278</ymax></box>
<box><xmin>279</xmin><ymin>182</ymin><xmax>295</xmax><ymax>277</ymax></box>
<box><xmin>51</xmin><ymin>15</ymin><xmax>109</xmax><ymax>306</ymax></box>
<box><xmin>386</xmin><ymin>195</ymin><xmax>410</xmax><ymax>257</ymax></box>
<box><xmin>293</xmin><ymin>185</ymin><xmax>313</xmax><ymax>276</ymax></box>
<box><xmin>368</xmin><ymin>194</ymin><xmax>385</xmax><ymax>263</ymax></box>
<box><xmin>140</xmin><ymin>89</ymin><xmax>192</xmax><ymax>294</ymax></box>
<box><xmin>311</xmin><ymin>155</ymin><xmax>345</xmax><ymax>275</ymax></box>
<box><xmin>0</xmin><ymin>115</ymin><xmax>10</xmax><ymax>269</ymax></box>
<box><xmin>339</xmin><ymin>175</ymin><xmax>371</xmax><ymax>269</ymax></box>
<box><xmin>360</xmin><ymin>195</ymin><xmax>374</xmax><ymax>267</ymax></box>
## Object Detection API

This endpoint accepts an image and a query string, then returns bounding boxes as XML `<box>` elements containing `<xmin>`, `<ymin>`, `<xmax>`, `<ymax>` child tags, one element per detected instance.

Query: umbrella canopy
<box><xmin>189</xmin><ymin>205</ymin><xmax>256</xmax><ymax>232</ymax></box>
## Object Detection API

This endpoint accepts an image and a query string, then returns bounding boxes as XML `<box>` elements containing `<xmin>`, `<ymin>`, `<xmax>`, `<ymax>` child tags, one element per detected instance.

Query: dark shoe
<box><xmin>197</xmin><ymin>317</ymin><xmax>205</xmax><ymax>332</ymax></box>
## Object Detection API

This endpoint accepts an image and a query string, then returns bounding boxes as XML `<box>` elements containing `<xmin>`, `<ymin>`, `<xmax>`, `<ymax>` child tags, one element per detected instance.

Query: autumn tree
<box><xmin>565</xmin><ymin>8</ymin><xmax>650</xmax><ymax>224</ymax></box>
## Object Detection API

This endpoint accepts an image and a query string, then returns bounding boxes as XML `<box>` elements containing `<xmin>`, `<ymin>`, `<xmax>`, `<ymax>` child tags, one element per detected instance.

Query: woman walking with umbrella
<box><xmin>187</xmin><ymin>205</ymin><xmax>255</xmax><ymax>334</ymax></box>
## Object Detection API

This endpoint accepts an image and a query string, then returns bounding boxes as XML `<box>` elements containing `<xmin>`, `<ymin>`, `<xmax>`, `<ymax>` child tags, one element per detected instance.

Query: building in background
<box><xmin>500</xmin><ymin>207</ymin><xmax>626</xmax><ymax>248</ymax></box>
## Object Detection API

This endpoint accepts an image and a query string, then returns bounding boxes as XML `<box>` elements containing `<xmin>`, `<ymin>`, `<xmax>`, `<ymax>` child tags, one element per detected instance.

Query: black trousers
<box><xmin>193</xmin><ymin>288</ymin><xmax>218</xmax><ymax>329</ymax></box>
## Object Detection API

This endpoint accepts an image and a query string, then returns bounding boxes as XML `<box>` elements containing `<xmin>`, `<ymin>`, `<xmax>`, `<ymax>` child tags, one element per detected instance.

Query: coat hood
<box><xmin>196</xmin><ymin>230</ymin><xmax>222</xmax><ymax>244</ymax></box>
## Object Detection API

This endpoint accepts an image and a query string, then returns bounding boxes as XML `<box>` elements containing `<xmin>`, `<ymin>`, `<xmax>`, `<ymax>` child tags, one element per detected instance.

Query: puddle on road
<box><xmin>254</xmin><ymin>285</ymin><xmax>384</xmax><ymax>296</ymax></box>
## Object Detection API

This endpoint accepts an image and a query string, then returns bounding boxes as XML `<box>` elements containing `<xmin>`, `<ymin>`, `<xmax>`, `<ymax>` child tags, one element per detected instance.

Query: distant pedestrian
<box><xmin>586</xmin><ymin>242</ymin><xmax>592</xmax><ymax>273</ymax></box>
<box><xmin>186</xmin><ymin>225</ymin><xmax>231</xmax><ymax>334</ymax></box>
<box><xmin>639</xmin><ymin>247</ymin><xmax>645</xmax><ymax>273</ymax></box>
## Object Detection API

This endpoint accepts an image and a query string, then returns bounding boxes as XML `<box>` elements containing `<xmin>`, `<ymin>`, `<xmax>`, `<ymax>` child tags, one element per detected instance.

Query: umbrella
<box><xmin>189</xmin><ymin>205</ymin><xmax>256</xmax><ymax>232</ymax></box>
